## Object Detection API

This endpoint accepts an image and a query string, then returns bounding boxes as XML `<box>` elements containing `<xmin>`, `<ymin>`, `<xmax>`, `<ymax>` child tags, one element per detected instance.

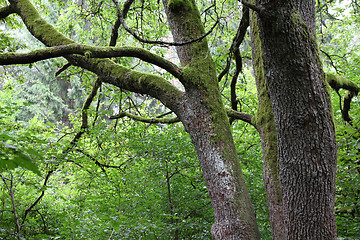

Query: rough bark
<box><xmin>163</xmin><ymin>0</ymin><xmax>260</xmax><ymax>239</ymax></box>
<box><xmin>250</xmin><ymin>11</ymin><xmax>287</xmax><ymax>239</ymax></box>
<box><xmin>250</xmin><ymin>1</ymin><xmax>337</xmax><ymax>238</ymax></box>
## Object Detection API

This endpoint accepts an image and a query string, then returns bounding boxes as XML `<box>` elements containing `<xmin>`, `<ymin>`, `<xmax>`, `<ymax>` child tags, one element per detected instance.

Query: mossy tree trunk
<box><xmin>250</xmin><ymin>1</ymin><xmax>337</xmax><ymax>238</ymax></box>
<box><xmin>250</xmin><ymin>11</ymin><xmax>286</xmax><ymax>239</ymax></box>
<box><xmin>163</xmin><ymin>1</ymin><xmax>260</xmax><ymax>239</ymax></box>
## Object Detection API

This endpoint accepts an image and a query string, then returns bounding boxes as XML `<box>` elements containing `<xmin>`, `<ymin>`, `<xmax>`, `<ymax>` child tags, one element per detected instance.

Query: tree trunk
<box><xmin>250</xmin><ymin>1</ymin><xmax>337</xmax><ymax>238</ymax></box>
<box><xmin>163</xmin><ymin>0</ymin><xmax>260</xmax><ymax>239</ymax></box>
<box><xmin>250</xmin><ymin>10</ymin><xmax>287</xmax><ymax>238</ymax></box>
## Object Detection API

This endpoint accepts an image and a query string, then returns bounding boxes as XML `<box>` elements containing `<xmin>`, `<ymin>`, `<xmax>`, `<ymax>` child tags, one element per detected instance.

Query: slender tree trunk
<box><xmin>250</xmin><ymin>1</ymin><xmax>337</xmax><ymax>238</ymax></box>
<box><xmin>250</xmin><ymin>10</ymin><xmax>287</xmax><ymax>239</ymax></box>
<box><xmin>163</xmin><ymin>0</ymin><xmax>260</xmax><ymax>239</ymax></box>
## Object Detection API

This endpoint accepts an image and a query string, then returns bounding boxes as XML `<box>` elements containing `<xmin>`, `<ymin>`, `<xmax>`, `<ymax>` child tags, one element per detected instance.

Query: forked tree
<box><xmin>1</xmin><ymin>0</ymin><xmax>358</xmax><ymax>239</ymax></box>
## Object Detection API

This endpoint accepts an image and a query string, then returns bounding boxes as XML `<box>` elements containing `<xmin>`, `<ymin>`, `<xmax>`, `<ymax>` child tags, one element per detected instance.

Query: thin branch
<box><xmin>320</xmin><ymin>49</ymin><xmax>343</xmax><ymax>74</ymax></box>
<box><xmin>110</xmin><ymin>111</ymin><xmax>180</xmax><ymax>124</ymax></box>
<box><xmin>217</xmin><ymin>57</ymin><xmax>231</xmax><ymax>82</ymax></box>
<box><xmin>112</xmin><ymin>0</ymin><xmax>219</xmax><ymax>47</ymax></box>
<box><xmin>121</xmin><ymin>0</ymin><xmax>135</xmax><ymax>18</ymax></box>
<box><xmin>120</xmin><ymin>16</ymin><xmax>219</xmax><ymax>47</ymax></box>
<box><xmin>81</xmin><ymin>78</ymin><xmax>102</xmax><ymax>130</ymax></box>
<box><xmin>109</xmin><ymin>16</ymin><xmax>121</xmax><ymax>47</ymax></box>
<box><xmin>0</xmin><ymin>173</ymin><xmax>21</xmax><ymax>238</ymax></box>
<box><xmin>0</xmin><ymin>44</ymin><xmax>183</xmax><ymax>80</ymax></box>
<box><xmin>226</xmin><ymin>108</ymin><xmax>255</xmax><ymax>127</ymax></box>
<box><xmin>75</xmin><ymin>149</ymin><xmax>124</xmax><ymax>170</ymax></box>
<box><xmin>21</xmin><ymin>169</ymin><xmax>53</xmax><ymax>228</ymax></box>
<box><xmin>218</xmin><ymin>6</ymin><xmax>249</xmax><ymax>83</ymax></box>
<box><xmin>230</xmin><ymin>6</ymin><xmax>249</xmax><ymax>122</ymax></box>
<box><xmin>55</xmin><ymin>62</ymin><xmax>71</xmax><ymax>76</ymax></box>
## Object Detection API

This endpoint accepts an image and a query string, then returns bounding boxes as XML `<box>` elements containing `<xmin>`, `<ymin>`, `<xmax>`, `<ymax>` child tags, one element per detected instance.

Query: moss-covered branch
<box><xmin>0</xmin><ymin>4</ymin><xmax>16</xmax><ymax>19</ymax></box>
<box><xmin>0</xmin><ymin>44</ymin><xmax>183</xmax><ymax>80</ymax></box>
<box><xmin>7</xmin><ymin>0</ymin><xmax>183</xmax><ymax>113</ymax></box>
<box><xmin>326</xmin><ymin>72</ymin><xmax>359</xmax><ymax>93</ymax></box>
<box><xmin>326</xmin><ymin>72</ymin><xmax>359</xmax><ymax>123</ymax></box>
<box><xmin>109</xmin><ymin>111</ymin><xmax>180</xmax><ymax>124</ymax></box>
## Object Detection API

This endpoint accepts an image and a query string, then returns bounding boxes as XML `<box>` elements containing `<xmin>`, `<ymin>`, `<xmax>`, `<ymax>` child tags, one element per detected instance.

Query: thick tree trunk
<box><xmin>163</xmin><ymin>0</ymin><xmax>260</xmax><ymax>239</ymax></box>
<box><xmin>250</xmin><ymin>1</ymin><xmax>337</xmax><ymax>239</ymax></box>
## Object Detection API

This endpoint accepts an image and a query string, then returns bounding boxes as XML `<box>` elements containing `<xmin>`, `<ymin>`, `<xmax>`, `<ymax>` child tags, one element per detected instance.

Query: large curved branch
<box><xmin>7</xmin><ymin>0</ymin><xmax>183</xmax><ymax>113</ymax></box>
<box><xmin>0</xmin><ymin>44</ymin><xmax>183</xmax><ymax>80</ymax></box>
<box><xmin>0</xmin><ymin>4</ymin><xmax>16</xmax><ymax>19</ymax></box>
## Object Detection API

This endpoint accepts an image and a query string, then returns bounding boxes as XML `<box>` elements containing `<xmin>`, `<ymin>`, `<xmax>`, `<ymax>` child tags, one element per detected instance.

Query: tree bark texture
<box><xmin>251</xmin><ymin>1</ymin><xmax>337</xmax><ymax>238</ymax></box>
<box><xmin>163</xmin><ymin>0</ymin><xmax>260</xmax><ymax>239</ymax></box>
<box><xmin>250</xmin><ymin>11</ymin><xmax>287</xmax><ymax>238</ymax></box>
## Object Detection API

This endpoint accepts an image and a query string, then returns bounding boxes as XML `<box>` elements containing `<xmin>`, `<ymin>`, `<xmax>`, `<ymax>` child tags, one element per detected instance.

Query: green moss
<box><xmin>250</xmin><ymin>11</ymin><xmax>282</xmax><ymax>201</ymax></box>
<box><xmin>326</xmin><ymin>72</ymin><xmax>360</xmax><ymax>93</ymax></box>
<box><xmin>84</xmin><ymin>51</ymin><xmax>92</xmax><ymax>59</ymax></box>
<box><xmin>17</xmin><ymin>0</ymin><xmax>73</xmax><ymax>46</ymax></box>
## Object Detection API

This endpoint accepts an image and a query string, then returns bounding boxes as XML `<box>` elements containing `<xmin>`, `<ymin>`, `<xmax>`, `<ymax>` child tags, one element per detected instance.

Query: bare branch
<box><xmin>21</xmin><ymin>169</ymin><xmax>53</xmax><ymax>228</ymax></box>
<box><xmin>121</xmin><ymin>0</ymin><xmax>135</xmax><ymax>18</ymax></box>
<box><xmin>75</xmin><ymin>149</ymin><xmax>124</xmax><ymax>170</ymax></box>
<box><xmin>320</xmin><ymin>49</ymin><xmax>344</xmax><ymax>74</ymax></box>
<box><xmin>81</xmin><ymin>78</ymin><xmax>102</xmax><ymax>129</ymax></box>
<box><xmin>110</xmin><ymin>111</ymin><xmax>180</xmax><ymax>124</ymax></box>
<box><xmin>55</xmin><ymin>62</ymin><xmax>71</xmax><ymax>76</ymax></box>
<box><xmin>226</xmin><ymin>108</ymin><xmax>255</xmax><ymax>127</ymax></box>
<box><xmin>109</xmin><ymin>16</ymin><xmax>121</xmax><ymax>47</ymax></box>
<box><xmin>111</xmin><ymin>0</ymin><xmax>219</xmax><ymax>47</ymax></box>
<box><xmin>230</xmin><ymin>7</ymin><xmax>249</xmax><ymax>117</ymax></box>
<box><xmin>218</xmin><ymin>6</ymin><xmax>249</xmax><ymax>83</ymax></box>
<box><xmin>120</xmin><ymin>15</ymin><xmax>219</xmax><ymax>47</ymax></box>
